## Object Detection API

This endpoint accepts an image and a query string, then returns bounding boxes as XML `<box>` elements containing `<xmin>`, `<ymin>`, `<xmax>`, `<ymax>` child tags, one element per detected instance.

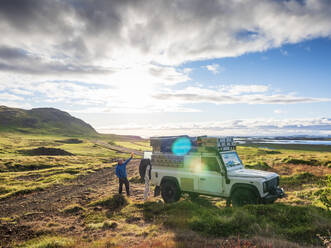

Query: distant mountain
<box><xmin>0</xmin><ymin>106</ymin><xmax>97</xmax><ymax>136</ymax></box>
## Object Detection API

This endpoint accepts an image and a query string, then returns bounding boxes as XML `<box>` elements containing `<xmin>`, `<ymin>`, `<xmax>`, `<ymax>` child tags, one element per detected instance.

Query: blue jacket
<box><xmin>115</xmin><ymin>157</ymin><xmax>132</xmax><ymax>178</ymax></box>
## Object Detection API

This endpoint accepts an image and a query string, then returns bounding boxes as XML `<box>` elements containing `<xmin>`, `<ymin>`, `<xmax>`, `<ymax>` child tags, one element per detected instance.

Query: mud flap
<box><xmin>154</xmin><ymin>186</ymin><xmax>160</xmax><ymax>197</ymax></box>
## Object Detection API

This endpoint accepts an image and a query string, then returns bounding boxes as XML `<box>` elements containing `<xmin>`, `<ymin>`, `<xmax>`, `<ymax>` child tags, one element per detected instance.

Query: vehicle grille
<box><xmin>266</xmin><ymin>177</ymin><xmax>279</xmax><ymax>192</ymax></box>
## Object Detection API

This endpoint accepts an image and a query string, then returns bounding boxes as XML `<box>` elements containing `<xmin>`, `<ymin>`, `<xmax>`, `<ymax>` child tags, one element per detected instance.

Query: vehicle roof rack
<box><xmin>150</xmin><ymin>135</ymin><xmax>236</xmax><ymax>153</ymax></box>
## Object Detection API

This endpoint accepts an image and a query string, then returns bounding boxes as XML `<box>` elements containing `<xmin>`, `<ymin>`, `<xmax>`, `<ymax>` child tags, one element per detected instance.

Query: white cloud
<box><xmin>0</xmin><ymin>0</ymin><xmax>330</xmax><ymax>115</ymax></box>
<box><xmin>274</xmin><ymin>109</ymin><xmax>287</xmax><ymax>114</ymax></box>
<box><xmin>203</xmin><ymin>64</ymin><xmax>220</xmax><ymax>74</ymax></box>
<box><xmin>0</xmin><ymin>82</ymin><xmax>329</xmax><ymax>114</ymax></box>
<box><xmin>97</xmin><ymin>117</ymin><xmax>331</xmax><ymax>137</ymax></box>
<box><xmin>280</xmin><ymin>49</ymin><xmax>289</xmax><ymax>56</ymax></box>
<box><xmin>0</xmin><ymin>0</ymin><xmax>331</xmax><ymax>70</ymax></box>
<box><xmin>223</xmin><ymin>85</ymin><xmax>269</xmax><ymax>95</ymax></box>
<box><xmin>154</xmin><ymin>86</ymin><xmax>331</xmax><ymax>105</ymax></box>
<box><xmin>0</xmin><ymin>100</ymin><xmax>32</xmax><ymax>109</ymax></box>
<box><xmin>10</xmin><ymin>88</ymin><xmax>34</xmax><ymax>96</ymax></box>
<box><xmin>0</xmin><ymin>92</ymin><xmax>24</xmax><ymax>101</ymax></box>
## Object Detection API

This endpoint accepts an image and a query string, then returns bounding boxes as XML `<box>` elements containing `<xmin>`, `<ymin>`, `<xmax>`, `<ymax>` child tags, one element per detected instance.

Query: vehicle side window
<box><xmin>201</xmin><ymin>157</ymin><xmax>220</xmax><ymax>172</ymax></box>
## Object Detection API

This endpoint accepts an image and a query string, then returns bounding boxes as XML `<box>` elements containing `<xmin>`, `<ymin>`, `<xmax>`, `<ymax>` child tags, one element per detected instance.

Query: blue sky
<box><xmin>0</xmin><ymin>0</ymin><xmax>330</xmax><ymax>137</ymax></box>
<box><xmin>179</xmin><ymin>38</ymin><xmax>331</xmax><ymax>119</ymax></box>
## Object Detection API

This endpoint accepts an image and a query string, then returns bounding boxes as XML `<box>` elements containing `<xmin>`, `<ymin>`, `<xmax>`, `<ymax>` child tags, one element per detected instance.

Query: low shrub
<box><xmin>0</xmin><ymin>186</ymin><xmax>10</xmax><ymax>194</ymax></box>
<box><xmin>102</xmin><ymin>220</ymin><xmax>118</xmax><ymax>229</ymax></box>
<box><xmin>140</xmin><ymin>201</ymin><xmax>166</xmax><ymax>221</ymax></box>
<box><xmin>190</xmin><ymin>210</ymin><xmax>256</xmax><ymax>236</ymax></box>
<box><xmin>62</xmin><ymin>204</ymin><xmax>85</xmax><ymax>214</ymax></box>
<box><xmin>257</xmin><ymin>149</ymin><xmax>281</xmax><ymax>155</ymax></box>
<box><xmin>55</xmin><ymin>139</ymin><xmax>83</xmax><ymax>144</ymax></box>
<box><xmin>280</xmin><ymin>172</ymin><xmax>324</xmax><ymax>186</ymax></box>
<box><xmin>283</xmin><ymin>158</ymin><xmax>319</xmax><ymax>166</ymax></box>
<box><xmin>17</xmin><ymin>235</ymin><xmax>74</xmax><ymax>248</ymax></box>
<box><xmin>84</xmin><ymin>211</ymin><xmax>107</xmax><ymax>224</ymax></box>
<box><xmin>20</xmin><ymin>147</ymin><xmax>74</xmax><ymax>156</ymax></box>
<box><xmin>5</xmin><ymin>163</ymin><xmax>53</xmax><ymax>172</ymax></box>
<box><xmin>323</xmin><ymin>160</ymin><xmax>331</xmax><ymax>167</ymax></box>
<box><xmin>88</xmin><ymin>194</ymin><xmax>128</xmax><ymax>212</ymax></box>
<box><xmin>245</xmin><ymin>161</ymin><xmax>270</xmax><ymax>170</ymax></box>
<box><xmin>319</xmin><ymin>175</ymin><xmax>331</xmax><ymax>210</ymax></box>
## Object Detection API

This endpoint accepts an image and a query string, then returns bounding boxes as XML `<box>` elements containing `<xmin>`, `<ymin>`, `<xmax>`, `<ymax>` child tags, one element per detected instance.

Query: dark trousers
<box><xmin>118</xmin><ymin>177</ymin><xmax>130</xmax><ymax>196</ymax></box>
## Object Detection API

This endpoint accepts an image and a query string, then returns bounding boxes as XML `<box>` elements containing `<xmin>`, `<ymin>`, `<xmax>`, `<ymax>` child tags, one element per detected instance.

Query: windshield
<box><xmin>221</xmin><ymin>152</ymin><xmax>242</xmax><ymax>168</ymax></box>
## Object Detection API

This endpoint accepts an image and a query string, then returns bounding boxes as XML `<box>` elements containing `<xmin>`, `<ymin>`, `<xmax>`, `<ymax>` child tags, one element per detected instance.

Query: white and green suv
<box><xmin>148</xmin><ymin>136</ymin><xmax>285</xmax><ymax>206</ymax></box>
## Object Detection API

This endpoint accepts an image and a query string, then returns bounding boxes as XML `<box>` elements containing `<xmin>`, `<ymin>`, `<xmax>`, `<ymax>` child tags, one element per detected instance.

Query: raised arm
<box><xmin>123</xmin><ymin>157</ymin><xmax>132</xmax><ymax>166</ymax></box>
<box><xmin>122</xmin><ymin>153</ymin><xmax>134</xmax><ymax>166</ymax></box>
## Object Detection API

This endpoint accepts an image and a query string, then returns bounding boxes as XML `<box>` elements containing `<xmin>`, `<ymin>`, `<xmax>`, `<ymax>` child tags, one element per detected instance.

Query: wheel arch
<box><xmin>161</xmin><ymin>176</ymin><xmax>181</xmax><ymax>191</ymax></box>
<box><xmin>230</xmin><ymin>183</ymin><xmax>260</xmax><ymax>198</ymax></box>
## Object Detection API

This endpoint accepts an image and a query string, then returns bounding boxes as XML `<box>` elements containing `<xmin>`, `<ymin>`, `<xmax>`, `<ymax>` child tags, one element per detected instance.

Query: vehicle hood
<box><xmin>228</xmin><ymin>168</ymin><xmax>278</xmax><ymax>180</ymax></box>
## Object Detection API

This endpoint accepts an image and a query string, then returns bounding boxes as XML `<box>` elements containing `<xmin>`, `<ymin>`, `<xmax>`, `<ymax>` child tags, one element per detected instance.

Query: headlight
<box><xmin>263</xmin><ymin>181</ymin><xmax>268</xmax><ymax>193</ymax></box>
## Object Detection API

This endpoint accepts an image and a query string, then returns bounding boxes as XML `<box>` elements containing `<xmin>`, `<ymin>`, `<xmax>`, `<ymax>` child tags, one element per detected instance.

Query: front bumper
<box><xmin>262</xmin><ymin>187</ymin><xmax>286</xmax><ymax>204</ymax></box>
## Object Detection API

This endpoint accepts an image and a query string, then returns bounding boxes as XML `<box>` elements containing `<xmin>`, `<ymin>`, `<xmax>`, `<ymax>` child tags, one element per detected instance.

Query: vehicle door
<box><xmin>198</xmin><ymin>156</ymin><xmax>222</xmax><ymax>195</ymax></box>
<box><xmin>180</xmin><ymin>155</ymin><xmax>201</xmax><ymax>192</ymax></box>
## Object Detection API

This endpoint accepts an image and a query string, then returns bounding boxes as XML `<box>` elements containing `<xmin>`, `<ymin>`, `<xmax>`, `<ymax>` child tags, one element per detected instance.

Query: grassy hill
<box><xmin>0</xmin><ymin>105</ymin><xmax>97</xmax><ymax>136</ymax></box>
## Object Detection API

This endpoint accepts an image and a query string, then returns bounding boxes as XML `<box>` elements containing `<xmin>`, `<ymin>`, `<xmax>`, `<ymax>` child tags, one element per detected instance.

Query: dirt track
<box><xmin>0</xmin><ymin>160</ymin><xmax>147</xmax><ymax>247</ymax></box>
<box><xmin>93</xmin><ymin>140</ymin><xmax>144</xmax><ymax>156</ymax></box>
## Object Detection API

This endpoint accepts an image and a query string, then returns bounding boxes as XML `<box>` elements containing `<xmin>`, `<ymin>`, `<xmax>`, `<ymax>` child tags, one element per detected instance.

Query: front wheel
<box><xmin>232</xmin><ymin>188</ymin><xmax>260</xmax><ymax>207</ymax></box>
<box><xmin>161</xmin><ymin>180</ymin><xmax>181</xmax><ymax>203</ymax></box>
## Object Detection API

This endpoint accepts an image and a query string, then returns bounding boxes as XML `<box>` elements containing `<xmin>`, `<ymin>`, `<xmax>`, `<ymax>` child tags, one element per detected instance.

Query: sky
<box><xmin>0</xmin><ymin>0</ymin><xmax>330</xmax><ymax>137</ymax></box>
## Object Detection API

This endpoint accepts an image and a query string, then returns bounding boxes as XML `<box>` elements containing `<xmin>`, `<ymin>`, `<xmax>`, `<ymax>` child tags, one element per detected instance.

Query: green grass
<box><xmin>88</xmin><ymin>194</ymin><xmax>128</xmax><ymax>212</ymax></box>
<box><xmin>114</xmin><ymin>141</ymin><xmax>151</xmax><ymax>151</ymax></box>
<box><xmin>240</xmin><ymin>143</ymin><xmax>331</xmax><ymax>152</ymax></box>
<box><xmin>237</xmin><ymin>145</ymin><xmax>331</xmax><ymax>209</ymax></box>
<box><xmin>0</xmin><ymin>132</ymin><xmax>124</xmax><ymax>199</ymax></box>
<box><xmin>280</xmin><ymin>172</ymin><xmax>326</xmax><ymax>186</ymax></box>
<box><xmin>128</xmin><ymin>199</ymin><xmax>331</xmax><ymax>246</ymax></box>
<box><xmin>84</xmin><ymin>211</ymin><xmax>108</xmax><ymax>224</ymax></box>
<box><xmin>86</xmin><ymin>220</ymin><xmax>117</xmax><ymax>230</ymax></box>
<box><xmin>2</xmin><ymin>134</ymin><xmax>331</xmax><ymax>247</ymax></box>
<box><xmin>61</xmin><ymin>204</ymin><xmax>86</xmax><ymax>214</ymax></box>
<box><xmin>282</xmin><ymin>158</ymin><xmax>321</xmax><ymax>166</ymax></box>
<box><xmin>129</xmin><ymin>175</ymin><xmax>144</xmax><ymax>184</ymax></box>
<box><xmin>15</xmin><ymin>235</ymin><xmax>74</xmax><ymax>248</ymax></box>
<box><xmin>0</xmin><ymin>160</ymin><xmax>100</xmax><ymax>199</ymax></box>
<box><xmin>245</xmin><ymin>161</ymin><xmax>271</xmax><ymax>170</ymax></box>
<box><xmin>237</xmin><ymin>145</ymin><xmax>331</xmax><ymax>168</ymax></box>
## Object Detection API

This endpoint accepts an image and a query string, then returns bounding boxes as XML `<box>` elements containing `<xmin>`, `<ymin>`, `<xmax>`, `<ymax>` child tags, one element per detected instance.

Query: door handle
<box><xmin>200</xmin><ymin>178</ymin><xmax>206</xmax><ymax>181</ymax></box>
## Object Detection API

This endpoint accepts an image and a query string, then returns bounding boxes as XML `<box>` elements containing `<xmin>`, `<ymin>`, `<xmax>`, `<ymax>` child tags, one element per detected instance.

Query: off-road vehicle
<box><xmin>146</xmin><ymin>136</ymin><xmax>285</xmax><ymax>206</ymax></box>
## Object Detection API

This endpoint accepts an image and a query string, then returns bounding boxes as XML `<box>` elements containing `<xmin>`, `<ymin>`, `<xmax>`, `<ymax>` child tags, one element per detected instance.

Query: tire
<box><xmin>161</xmin><ymin>180</ymin><xmax>181</xmax><ymax>203</ymax></box>
<box><xmin>231</xmin><ymin>188</ymin><xmax>260</xmax><ymax>207</ymax></box>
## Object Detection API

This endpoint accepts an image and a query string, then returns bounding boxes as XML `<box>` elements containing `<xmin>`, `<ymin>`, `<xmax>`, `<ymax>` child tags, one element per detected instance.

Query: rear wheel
<box><xmin>232</xmin><ymin>188</ymin><xmax>259</xmax><ymax>207</ymax></box>
<box><xmin>161</xmin><ymin>180</ymin><xmax>181</xmax><ymax>203</ymax></box>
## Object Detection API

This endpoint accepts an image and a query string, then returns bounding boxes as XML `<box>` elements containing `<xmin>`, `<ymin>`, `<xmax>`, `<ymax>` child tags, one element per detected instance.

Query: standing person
<box><xmin>144</xmin><ymin>161</ymin><xmax>151</xmax><ymax>201</ymax></box>
<box><xmin>116</xmin><ymin>152</ymin><xmax>134</xmax><ymax>196</ymax></box>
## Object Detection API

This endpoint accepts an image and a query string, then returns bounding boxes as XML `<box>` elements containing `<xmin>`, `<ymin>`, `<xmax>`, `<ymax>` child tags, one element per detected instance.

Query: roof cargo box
<box><xmin>150</xmin><ymin>136</ymin><xmax>236</xmax><ymax>154</ymax></box>
<box><xmin>150</xmin><ymin>136</ymin><xmax>197</xmax><ymax>153</ymax></box>
<box><xmin>197</xmin><ymin>136</ymin><xmax>218</xmax><ymax>147</ymax></box>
